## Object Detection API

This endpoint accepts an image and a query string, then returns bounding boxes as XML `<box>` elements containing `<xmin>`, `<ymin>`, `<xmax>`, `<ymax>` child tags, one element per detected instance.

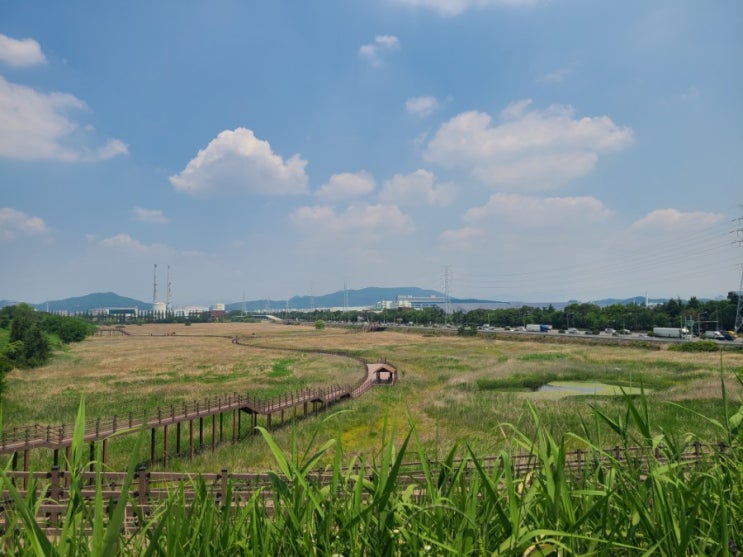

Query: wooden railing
<box><xmin>0</xmin><ymin>440</ymin><xmax>728</xmax><ymax>530</ymax></box>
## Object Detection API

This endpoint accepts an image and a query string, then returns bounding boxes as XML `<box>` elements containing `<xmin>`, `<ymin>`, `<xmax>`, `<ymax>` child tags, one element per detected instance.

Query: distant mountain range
<box><xmin>0</xmin><ymin>292</ymin><xmax>152</xmax><ymax>312</ymax></box>
<box><xmin>0</xmin><ymin>288</ymin><xmax>675</xmax><ymax>314</ymax></box>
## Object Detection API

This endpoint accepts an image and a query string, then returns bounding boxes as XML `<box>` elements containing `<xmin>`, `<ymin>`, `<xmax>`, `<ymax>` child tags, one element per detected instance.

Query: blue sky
<box><xmin>1</xmin><ymin>0</ymin><xmax>741</xmax><ymax>307</ymax></box>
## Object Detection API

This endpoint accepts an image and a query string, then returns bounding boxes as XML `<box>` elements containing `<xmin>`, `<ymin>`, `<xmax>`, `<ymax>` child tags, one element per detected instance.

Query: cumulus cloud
<box><xmin>290</xmin><ymin>203</ymin><xmax>414</xmax><ymax>237</ymax></box>
<box><xmin>392</xmin><ymin>0</ymin><xmax>538</xmax><ymax>17</ymax></box>
<box><xmin>465</xmin><ymin>193</ymin><xmax>614</xmax><ymax>226</ymax></box>
<box><xmin>0</xmin><ymin>76</ymin><xmax>128</xmax><ymax>162</ymax></box>
<box><xmin>169</xmin><ymin>128</ymin><xmax>308</xmax><ymax>197</ymax></box>
<box><xmin>424</xmin><ymin>100</ymin><xmax>633</xmax><ymax>190</ymax></box>
<box><xmin>0</xmin><ymin>208</ymin><xmax>50</xmax><ymax>242</ymax></box>
<box><xmin>133</xmin><ymin>206</ymin><xmax>169</xmax><ymax>224</ymax></box>
<box><xmin>405</xmin><ymin>96</ymin><xmax>439</xmax><ymax>117</ymax></box>
<box><xmin>359</xmin><ymin>35</ymin><xmax>400</xmax><ymax>67</ymax></box>
<box><xmin>631</xmin><ymin>208</ymin><xmax>722</xmax><ymax>230</ymax></box>
<box><xmin>315</xmin><ymin>171</ymin><xmax>375</xmax><ymax>202</ymax></box>
<box><xmin>379</xmin><ymin>169</ymin><xmax>456</xmax><ymax>207</ymax></box>
<box><xmin>0</xmin><ymin>33</ymin><xmax>46</xmax><ymax>67</ymax></box>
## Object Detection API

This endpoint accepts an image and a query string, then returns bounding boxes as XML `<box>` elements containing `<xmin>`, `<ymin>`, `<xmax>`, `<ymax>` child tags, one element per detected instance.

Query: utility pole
<box><xmin>166</xmin><ymin>265</ymin><xmax>173</xmax><ymax>315</ymax></box>
<box><xmin>443</xmin><ymin>265</ymin><xmax>452</xmax><ymax>318</ymax></box>
<box><xmin>152</xmin><ymin>264</ymin><xmax>158</xmax><ymax>305</ymax></box>
<box><xmin>735</xmin><ymin>206</ymin><xmax>743</xmax><ymax>333</ymax></box>
<box><xmin>735</xmin><ymin>266</ymin><xmax>743</xmax><ymax>333</ymax></box>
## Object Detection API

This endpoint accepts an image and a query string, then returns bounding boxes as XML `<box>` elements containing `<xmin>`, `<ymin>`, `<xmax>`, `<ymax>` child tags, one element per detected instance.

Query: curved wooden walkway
<box><xmin>0</xmin><ymin>333</ymin><xmax>397</xmax><ymax>470</ymax></box>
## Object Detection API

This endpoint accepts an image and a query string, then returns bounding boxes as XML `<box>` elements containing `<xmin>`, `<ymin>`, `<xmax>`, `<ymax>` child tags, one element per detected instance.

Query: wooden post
<box><xmin>189</xmin><ymin>419</ymin><xmax>194</xmax><ymax>462</ymax></box>
<box><xmin>163</xmin><ymin>425</ymin><xmax>169</xmax><ymax>468</ymax></box>
<box><xmin>137</xmin><ymin>466</ymin><xmax>148</xmax><ymax>507</ymax></box>
<box><xmin>53</xmin><ymin>448</ymin><xmax>59</xmax><ymax>467</ymax></box>
<box><xmin>211</xmin><ymin>415</ymin><xmax>216</xmax><ymax>453</ymax></box>
<box><xmin>266</xmin><ymin>413</ymin><xmax>272</xmax><ymax>431</ymax></box>
<box><xmin>150</xmin><ymin>429</ymin><xmax>156</xmax><ymax>464</ymax></box>
<box><xmin>232</xmin><ymin>410</ymin><xmax>237</xmax><ymax>445</ymax></box>
<box><xmin>102</xmin><ymin>439</ymin><xmax>108</xmax><ymax>465</ymax></box>
<box><xmin>176</xmin><ymin>422</ymin><xmax>182</xmax><ymax>455</ymax></box>
<box><xmin>219</xmin><ymin>413</ymin><xmax>224</xmax><ymax>442</ymax></box>
<box><xmin>89</xmin><ymin>442</ymin><xmax>95</xmax><ymax>473</ymax></box>
<box><xmin>199</xmin><ymin>417</ymin><xmax>204</xmax><ymax>451</ymax></box>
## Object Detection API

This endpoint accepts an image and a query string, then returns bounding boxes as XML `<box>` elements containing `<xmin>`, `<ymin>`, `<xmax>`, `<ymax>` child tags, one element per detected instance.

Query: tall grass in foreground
<box><xmin>1</xmin><ymin>372</ymin><xmax>742</xmax><ymax>556</ymax></box>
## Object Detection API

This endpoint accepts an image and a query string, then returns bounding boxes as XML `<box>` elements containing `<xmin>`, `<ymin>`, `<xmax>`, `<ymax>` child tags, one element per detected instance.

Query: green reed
<box><xmin>1</xmin><ymin>369</ymin><xmax>741</xmax><ymax>555</ymax></box>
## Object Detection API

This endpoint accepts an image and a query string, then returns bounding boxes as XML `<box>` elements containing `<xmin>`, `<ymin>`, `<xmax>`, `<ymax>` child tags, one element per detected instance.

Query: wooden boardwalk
<box><xmin>0</xmin><ymin>334</ymin><xmax>397</xmax><ymax>470</ymax></box>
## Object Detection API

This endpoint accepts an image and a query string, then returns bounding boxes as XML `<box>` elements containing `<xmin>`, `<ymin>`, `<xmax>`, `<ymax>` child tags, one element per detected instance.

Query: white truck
<box><xmin>652</xmin><ymin>327</ymin><xmax>689</xmax><ymax>338</ymax></box>
<box><xmin>526</xmin><ymin>324</ymin><xmax>551</xmax><ymax>333</ymax></box>
<box><xmin>702</xmin><ymin>331</ymin><xmax>724</xmax><ymax>340</ymax></box>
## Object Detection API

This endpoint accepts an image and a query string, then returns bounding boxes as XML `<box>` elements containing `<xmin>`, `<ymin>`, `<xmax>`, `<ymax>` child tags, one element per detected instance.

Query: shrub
<box><xmin>669</xmin><ymin>340</ymin><xmax>719</xmax><ymax>352</ymax></box>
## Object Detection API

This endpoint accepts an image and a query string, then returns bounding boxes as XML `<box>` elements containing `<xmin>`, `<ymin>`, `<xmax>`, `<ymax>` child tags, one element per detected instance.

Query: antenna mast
<box><xmin>152</xmin><ymin>264</ymin><xmax>158</xmax><ymax>305</ymax></box>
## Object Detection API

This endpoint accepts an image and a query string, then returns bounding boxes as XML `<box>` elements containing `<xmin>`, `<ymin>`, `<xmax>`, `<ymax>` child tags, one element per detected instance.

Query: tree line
<box><xmin>276</xmin><ymin>292</ymin><xmax>741</xmax><ymax>334</ymax></box>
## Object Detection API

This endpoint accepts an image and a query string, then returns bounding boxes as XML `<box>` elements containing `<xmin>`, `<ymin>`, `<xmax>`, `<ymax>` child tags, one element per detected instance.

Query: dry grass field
<box><xmin>2</xmin><ymin>322</ymin><xmax>742</xmax><ymax>471</ymax></box>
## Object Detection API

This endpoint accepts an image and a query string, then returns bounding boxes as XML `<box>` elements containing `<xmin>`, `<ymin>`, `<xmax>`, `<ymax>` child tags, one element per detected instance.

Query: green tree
<box><xmin>9</xmin><ymin>303</ymin><xmax>35</xmax><ymax>344</ymax></box>
<box><xmin>22</xmin><ymin>324</ymin><xmax>50</xmax><ymax>367</ymax></box>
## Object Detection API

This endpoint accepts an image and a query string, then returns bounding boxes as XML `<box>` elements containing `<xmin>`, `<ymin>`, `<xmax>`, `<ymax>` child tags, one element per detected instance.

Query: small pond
<box><xmin>527</xmin><ymin>381</ymin><xmax>648</xmax><ymax>399</ymax></box>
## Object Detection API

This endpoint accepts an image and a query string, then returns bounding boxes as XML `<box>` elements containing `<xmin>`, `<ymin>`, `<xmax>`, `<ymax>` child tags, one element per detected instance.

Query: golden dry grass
<box><xmin>2</xmin><ymin>322</ymin><xmax>742</xmax><ymax>471</ymax></box>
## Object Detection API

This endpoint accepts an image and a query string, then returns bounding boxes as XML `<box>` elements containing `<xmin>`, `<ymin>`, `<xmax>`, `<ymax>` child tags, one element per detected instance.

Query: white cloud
<box><xmin>97</xmin><ymin>233</ymin><xmax>168</xmax><ymax>255</ymax></box>
<box><xmin>405</xmin><ymin>96</ymin><xmax>439</xmax><ymax>117</ymax></box>
<box><xmin>0</xmin><ymin>33</ymin><xmax>46</xmax><ymax>67</ymax></box>
<box><xmin>93</xmin><ymin>139</ymin><xmax>128</xmax><ymax>161</ymax></box>
<box><xmin>98</xmin><ymin>233</ymin><xmax>148</xmax><ymax>252</ymax></box>
<box><xmin>630</xmin><ymin>208</ymin><xmax>722</xmax><ymax>230</ymax></box>
<box><xmin>316</xmin><ymin>171</ymin><xmax>376</xmax><ymax>202</ymax></box>
<box><xmin>465</xmin><ymin>193</ymin><xmax>614</xmax><ymax>226</ymax></box>
<box><xmin>290</xmin><ymin>203</ymin><xmax>414</xmax><ymax>237</ymax></box>
<box><xmin>133</xmin><ymin>206</ymin><xmax>169</xmax><ymax>224</ymax></box>
<box><xmin>0</xmin><ymin>208</ymin><xmax>50</xmax><ymax>242</ymax></box>
<box><xmin>379</xmin><ymin>169</ymin><xmax>456</xmax><ymax>206</ymax></box>
<box><xmin>169</xmin><ymin>128</ymin><xmax>308</xmax><ymax>197</ymax></box>
<box><xmin>537</xmin><ymin>67</ymin><xmax>572</xmax><ymax>84</ymax></box>
<box><xmin>0</xmin><ymin>76</ymin><xmax>128</xmax><ymax>162</ymax></box>
<box><xmin>391</xmin><ymin>0</ymin><xmax>538</xmax><ymax>17</ymax></box>
<box><xmin>359</xmin><ymin>35</ymin><xmax>400</xmax><ymax>67</ymax></box>
<box><xmin>424</xmin><ymin>100</ymin><xmax>633</xmax><ymax>190</ymax></box>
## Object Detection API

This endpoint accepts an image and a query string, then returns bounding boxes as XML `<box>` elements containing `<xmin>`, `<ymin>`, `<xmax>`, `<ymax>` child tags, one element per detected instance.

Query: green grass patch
<box><xmin>517</xmin><ymin>352</ymin><xmax>570</xmax><ymax>362</ymax></box>
<box><xmin>268</xmin><ymin>358</ymin><xmax>295</xmax><ymax>378</ymax></box>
